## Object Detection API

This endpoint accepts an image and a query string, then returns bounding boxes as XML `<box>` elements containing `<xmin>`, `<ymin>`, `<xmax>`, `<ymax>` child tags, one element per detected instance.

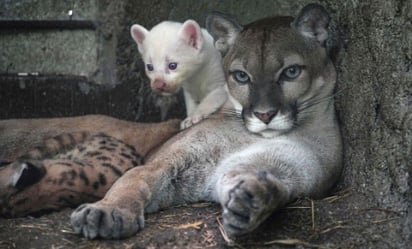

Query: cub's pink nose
<box><xmin>153</xmin><ymin>80</ymin><xmax>167</xmax><ymax>91</ymax></box>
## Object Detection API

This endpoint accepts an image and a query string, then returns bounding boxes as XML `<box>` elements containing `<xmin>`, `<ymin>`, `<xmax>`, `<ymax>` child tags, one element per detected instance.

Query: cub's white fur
<box><xmin>130</xmin><ymin>20</ymin><xmax>227</xmax><ymax>129</ymax></box>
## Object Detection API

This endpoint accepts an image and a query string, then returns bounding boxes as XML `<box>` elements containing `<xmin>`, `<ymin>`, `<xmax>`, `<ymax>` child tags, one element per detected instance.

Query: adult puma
<box><xmin>70</xmin><ymin>4</ymin><xmax>342</xmax><ymax>239</ymax></box>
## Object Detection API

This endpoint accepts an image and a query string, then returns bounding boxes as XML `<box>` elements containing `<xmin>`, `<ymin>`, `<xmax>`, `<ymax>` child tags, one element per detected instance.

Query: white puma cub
<box><xmin>130</xmin><ymin>20</ymin><xmax>227</xmax><ymax>129</ymax></box>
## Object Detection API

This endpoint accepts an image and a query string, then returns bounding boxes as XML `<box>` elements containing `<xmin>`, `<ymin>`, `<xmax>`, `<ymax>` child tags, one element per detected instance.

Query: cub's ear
<box><xmin>291</xmin><ymin>3</ymin><xmax>330</xmax><ymax>46</ymax></box>
<box><xmin>0</xmin><ymin>160</ymin><xmax>11</xmax><ymax>167</ymax></box>
<box><xmin>206</xmin><ymin>12</ymin><xmax>243</xmax><ymax>55</ymax></box>
<box><xmin>12</xmin><ymin>161</ymin><xmax>46</xmax><ymax>189</ymax></box>
<box><xmin>178</xmin><ymin>20</ymin><xmax>203</xmax><ymax>50</ymax></box>
<box><xmin>130</xmin><ymin>24</ymin><xmax>149</xmax><ymax>54</ymax></box>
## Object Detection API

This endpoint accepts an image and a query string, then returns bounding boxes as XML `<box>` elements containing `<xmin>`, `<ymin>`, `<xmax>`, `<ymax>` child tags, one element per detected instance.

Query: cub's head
<box><xmin>207</xmin><ymin>4</ymin><xmax>338</xmax><ymax>138</ymax></box>
<box><xmin>131</xmin><ymin>20</ymin><xmax>207</xmax><ymax>96</ymax></box>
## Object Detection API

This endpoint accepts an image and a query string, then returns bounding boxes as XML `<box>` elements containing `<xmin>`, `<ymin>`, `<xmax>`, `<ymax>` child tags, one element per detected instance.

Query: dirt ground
<box><xmin>0</xmin><ymin>188</ymin><xmax>406</xmax><ymax>249</ymax></box>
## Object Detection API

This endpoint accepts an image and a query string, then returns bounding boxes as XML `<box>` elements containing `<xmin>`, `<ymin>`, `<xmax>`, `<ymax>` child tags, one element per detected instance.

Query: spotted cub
<box><xmin>0</xmin><ymin>132</ymin><xmax>143</xmax><ymax>217</ymax></box>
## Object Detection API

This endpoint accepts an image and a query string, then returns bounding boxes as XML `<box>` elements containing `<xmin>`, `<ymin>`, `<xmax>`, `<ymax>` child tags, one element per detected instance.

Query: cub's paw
<box><xmin>220</xmin><ymin>171</ymin><xmax>287</xmax><ymax>236</ymax></box>
<box><xmin>70</xmin><ymin>203</ymin><xmax>144</xmax><ymax>239</ymax></box>
<box><xmin>180</xmin><ymin>115</ymin><xmax>205</xmax><ymax>130</ymax></box>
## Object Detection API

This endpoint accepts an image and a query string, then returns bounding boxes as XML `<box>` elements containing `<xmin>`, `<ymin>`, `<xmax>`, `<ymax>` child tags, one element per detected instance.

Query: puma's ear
<box><xmin>130</xmin><ymin>24</ymin><xmax>149</xmax><ymax>54</ymax></box>
<box><xmin>0</xmin><ymin>161</ymin><xmax>44</xmax><ymax>199</ymax></box>
<box><xmin>206</xmin><ymin>12</ymin><xmax>243</xmax><ymax>55</ymax></box>
<box><xmin>291</xmin><ymin>4</ymin><xmax>330</xmax><ymax>46</ymax></box>
<box><xmin>179</xmin><ymin>20</ymin><xmax>203</xmax><ymax>50</ymax></box>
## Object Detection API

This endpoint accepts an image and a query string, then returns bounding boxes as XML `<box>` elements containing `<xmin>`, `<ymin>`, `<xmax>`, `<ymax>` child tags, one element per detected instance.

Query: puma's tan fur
<box><xmin>1</xmin><ymin>4</ymin><xmax>342</xmax><ymax>240</ymax></box>
<box><xmin>69</xmin><ymin>4</ymin><xmax>342</xmax><ymax>239</ymax></box>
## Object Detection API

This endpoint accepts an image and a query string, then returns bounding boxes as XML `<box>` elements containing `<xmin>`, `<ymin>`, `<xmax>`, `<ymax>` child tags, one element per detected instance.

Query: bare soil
<box><xmin>0</xmin><ymin>188</ymin><xmax>406</xmax><ymax>249</ymax></box>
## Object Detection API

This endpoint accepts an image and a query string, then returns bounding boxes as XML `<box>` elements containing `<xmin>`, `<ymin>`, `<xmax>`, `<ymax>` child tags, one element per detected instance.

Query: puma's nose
<box><xmin>253</xmin><ymin>110</ymin><xmax>277</xmax><ymax>124</ymax></box>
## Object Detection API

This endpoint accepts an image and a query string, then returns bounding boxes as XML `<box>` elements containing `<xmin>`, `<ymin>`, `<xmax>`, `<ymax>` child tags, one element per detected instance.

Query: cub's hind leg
<box><xmin>0</xmin><ymin>133</ymin><xmax>144</xmax><ymax>217</ymax></box>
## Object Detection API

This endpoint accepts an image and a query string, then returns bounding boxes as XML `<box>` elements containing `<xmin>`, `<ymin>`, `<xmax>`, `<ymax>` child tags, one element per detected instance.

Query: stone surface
<box><xmin>329</xmin><ymin>0</ymin><xmax>411</xmax><ymax>241</ymax></box>
<box><xmin>0</xmin><ymin>0</ymin><xmax>96</xmax><ymax>20</ymax></box>
<box><xmin>1</xmin><ymin>31</ymin><xmax>97</xmax><ymax>76</ymax></box>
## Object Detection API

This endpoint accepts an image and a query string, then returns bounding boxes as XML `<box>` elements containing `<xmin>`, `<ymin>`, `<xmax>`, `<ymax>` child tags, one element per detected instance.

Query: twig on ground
<box><xmin>311</xmin><ymin>199</ymin><xmax>316</xmax><ymax>231</ymax></box>
<box><xmin>319</xmin><ymin>225</ymin><xmax>351</xmax><ymax>234</ymax></box>
<box><xmin>175</xmin><ymin>221</ymin><xmax>203</xmax><ymax>230</ymax></box>
<box><xmin>323</xmin><ymin>189</ymin><xmax>351</xmax><ymax>203</ymax></box>
<box><xmin>60</xmin><ymin>229</ymin><xmax>77</xmax><ymax>234</ymax></box>
<box><xmin>263</xmin><ymin>238</ymin><xmax>326</xmax><ymax>248</ymax></box>
<box><xmin>284</xmin><ymin>205</ymin><xmax>311</xmax><ymax>209</ymax></box>
<box><xmin>191</xmin><ymin>202</ymin><xmax>213</xmax><ymax>208</ymax></box>
<box><xmin>216</xmin><ymin>216</ymin><xmax>247</xmax><ymax>248</ymax></box>
<box><xmin>216</xmin><ymin>217</ymin><xmax>233</xmax><ymax>245</ymax></box>
<box><xmin>371</xmin><ymin>217</ymin><xmax>400</xmax><ymax>224</ymax></box>
<box><xmin>17</xmin><ymin>224</ymin><xmax>49</xmax><ymax>229</ymax></box>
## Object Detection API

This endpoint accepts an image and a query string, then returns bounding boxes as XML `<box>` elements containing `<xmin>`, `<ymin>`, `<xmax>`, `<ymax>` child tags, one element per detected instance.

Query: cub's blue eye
<box><xmin>146</xmin><ymin>64</ymin><xmax>154</xmax><ymax>71</ymax></box>
<box><xmin>282</xmin><ymin>65</ymin><xmax>303</xmax><ymax>80</ymax></box>
<box><xmin>232</xmin><ymin>70</ymin><xmax>250</xmax><ymax>84</ymax></box>
<box><xmin>168</xmin><ymin>62</ymin><xmax>178</xmax><ymax>70</ymax></box>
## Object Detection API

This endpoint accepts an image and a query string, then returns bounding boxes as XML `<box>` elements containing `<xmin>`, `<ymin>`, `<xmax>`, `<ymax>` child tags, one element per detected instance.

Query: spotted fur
<box><xmin>0</xmin><ymin>132</ymin><xmax>143</xmax><ymax>217</ymax></box>
<box><xmin>0</xmin><ymin>115</ymin><xmax>180</xmax><ymax>218</ymax></box>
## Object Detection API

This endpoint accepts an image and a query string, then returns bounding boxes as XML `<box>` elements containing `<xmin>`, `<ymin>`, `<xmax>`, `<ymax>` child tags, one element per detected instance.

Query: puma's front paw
<box><xmin>70</xmin><ymin>202</ymin><xmax>144</xmax><ymax>239</ymax></box>
<box><xmin>220</xmin><ymin>171</ymin><xmax>288</xmax><ymax>236</ymax></box>
<box><xmin>180</xmin><ymin>115</ymin><xmax>205</xmax><ymax>129</ymax></box>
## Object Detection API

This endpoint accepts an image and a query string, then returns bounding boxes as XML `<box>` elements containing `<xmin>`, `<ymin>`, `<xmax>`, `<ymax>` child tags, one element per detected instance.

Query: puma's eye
<box><xmin>168</xmin><ymin>62</ymin><xmax>178</xmax><ymax>70</ymax></box>
<box><xmin>146</xmin><ymin>64</ymin><xmax>154</xmax><ymax>72</ymax></box>
<box><xmin>232</xmin><ymin>70</ymin><xmax>250</xmax><ymax>84</ymax></box>
<box><xmin>282</xmin><ymin>65</ymin><xmax>302</xmax><ymax>80</ymax></box>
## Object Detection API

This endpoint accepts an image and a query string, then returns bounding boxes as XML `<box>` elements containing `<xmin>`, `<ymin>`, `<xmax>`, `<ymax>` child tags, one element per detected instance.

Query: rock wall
<box><xmin>328</xmin><ymin>0</ymin><xmax>412</xmax><ymax>240</ymax></box>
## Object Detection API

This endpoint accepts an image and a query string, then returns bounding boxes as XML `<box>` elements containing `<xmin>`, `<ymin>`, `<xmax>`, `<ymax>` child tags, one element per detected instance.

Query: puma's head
<box><xmin>131</xmin><ymin>20</ymin><xmax>207</xmax><ymax>96</ymax></box>
<box><xmin>207</xmin><ymin>4</ymin><xmax>338</xmax><ymax>138</ymax></box>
